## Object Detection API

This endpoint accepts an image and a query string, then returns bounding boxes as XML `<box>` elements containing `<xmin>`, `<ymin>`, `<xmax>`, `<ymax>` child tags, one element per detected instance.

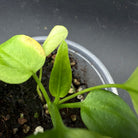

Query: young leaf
<box><xmin>81</xmin><ymin>89</ymin><xmax>138</xmax><ymax>138</ymax></box>
<box><xmin>27</xmin><ymin>127</ymin><xmax>109</xmax><ymax>138</ymax></box>
<box><xmin>0</xmin><ymin>35</ymin><xmax>46</xmax><ymax>84</ymax></box>
<box><xmin>43</xmin><ymin>25</ymin><xmax>68</xmax><ymax>56</ymax></box>
<box><xmin>49</xmin><ymin>41</ymin><xmax>72</xmax><ymax>99</ymax></box>
<box><xmin>123</xmin><ymin>67</ymin><xmax>138</xmax><ymax>114</ymax></box>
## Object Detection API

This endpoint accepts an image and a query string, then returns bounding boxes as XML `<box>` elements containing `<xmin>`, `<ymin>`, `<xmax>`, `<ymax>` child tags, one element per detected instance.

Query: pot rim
<box><xmin>32</xmin><ymin>36</ymin><xmax>118</xmax><ymax>95</ymax></box>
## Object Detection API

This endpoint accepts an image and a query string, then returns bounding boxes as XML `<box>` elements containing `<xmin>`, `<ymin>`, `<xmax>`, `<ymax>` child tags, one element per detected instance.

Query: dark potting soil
<box><xmin>0</xmin><ymin>52</ymin><xmax>87</xmax><ymax>138</ymax></box>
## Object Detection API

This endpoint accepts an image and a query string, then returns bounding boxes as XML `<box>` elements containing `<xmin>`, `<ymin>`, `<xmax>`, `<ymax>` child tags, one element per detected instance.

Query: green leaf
<box><xmin>123</xmin><ymin>67</ymin><xmax>138</xmax><ymax>114</ymax></box>
<box><xmin>43</xmin><ymin>25</ymin><xmax>68</xmax><ymax>56</ymax></box>
<box><xmin>27</xmin><ymin>127</ymin><xmax>109</xmax><ymax>138</ymax></box>
<box><xmin>0</xmin><ymin>35</ymin><xmax>46</xmax><ymax>84</ymax></box>
<box><xmin>49</xmin><ymin>41</ymin><xmax>72</xmax><ymax>98</ymax></box>
<box><xmin>81</xmin><ymin>89</ymin><xmax>138</xmax><ymax>138</ymax></box>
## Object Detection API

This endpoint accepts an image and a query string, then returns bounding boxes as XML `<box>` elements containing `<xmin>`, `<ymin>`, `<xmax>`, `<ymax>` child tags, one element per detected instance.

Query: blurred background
<box><xmin>0</xmin><ymin>0</ymin><xmax>138</xmax><ymax>108</ymax></box>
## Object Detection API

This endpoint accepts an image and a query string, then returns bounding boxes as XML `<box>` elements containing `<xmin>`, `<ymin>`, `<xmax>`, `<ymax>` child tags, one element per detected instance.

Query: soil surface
<box><xmin>0</xmin><ymin>52</ymin><xmax>87</xmax><ymax>138</ymax></box>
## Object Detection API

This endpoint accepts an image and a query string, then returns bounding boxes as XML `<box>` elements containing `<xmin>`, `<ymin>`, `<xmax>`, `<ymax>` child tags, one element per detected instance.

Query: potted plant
<box><xmin>0</xmin><ymin>25</ymin><xmax>138</xmax><ymax>138</ymax></box>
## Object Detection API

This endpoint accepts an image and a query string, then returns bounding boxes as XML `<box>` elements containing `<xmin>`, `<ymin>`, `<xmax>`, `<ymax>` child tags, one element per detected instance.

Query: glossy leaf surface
<box><xmin>27</xmin><ymin>127</ymin><xmax>109</xmax><ymax>138</ymax></box>
<box><xmin>43</xmin><ymin>25</ymin><xmax>68</xmax><ymax>56</ymax></box>
<box><xmin>123</xmin><ymin>67</ymin><xmax>138</xmax><ymax>114</ymax></box>
<box><xmin>0</xmin><ymin>35</ymin><xmax>46</xmax><ymax>84</ymax></box>
<box><xmin>49</xmin><ymin>41</ymin><xmax>72</xmax><ymax>98</ymax></box>
<box><xmin>81</xmin><ymin>89</ymin><xmax>138</xmax><ymax>138</ymax></box>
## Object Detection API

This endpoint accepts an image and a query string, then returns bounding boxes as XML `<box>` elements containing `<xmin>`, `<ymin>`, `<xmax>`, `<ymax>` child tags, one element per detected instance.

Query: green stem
<box><xmin>36</xmin><ymin>68</ymin><xmax>44</xmax><ymax>101</ymax></box>
<box><xmin>53</xmin><ymin>61</ymin><xmax>62</xmax><ymax>104</ymax></box>
<box><xmin>59</xmin><ymin>84</ymin><xmax>126</xmax><ymax>104</ymax></box>
<box><xmin>36</xmin><ymin>86</ymin><xmax>43</xmax><ymax>101</ymax></box>
<box><xmin>39</xmin><ymin>68</ymin><xmax>43</xmax><ymax>80</ymax></box>
<box><xmin>49</xmin><ymin>103</ymin><xmax>66</xmax><ymax>129</ymax></box>
<box><xmin>33</xmin><ymin>73</ymin><xmax>51</xmax><ymax>106</ymax></box>
<box><xmin>33</xmin><ymin>73</ymin><xmax>65</xmax><ymax>129</ymax></box>
<box><xmin>54</xmin><ymin>96</ymin><xmax>60</xmax><ymax>104</ymax></box>
<box><xmin>58</xmin><ymin>102</ymin><xmax>82</xmax><ymax>109</ymax></box>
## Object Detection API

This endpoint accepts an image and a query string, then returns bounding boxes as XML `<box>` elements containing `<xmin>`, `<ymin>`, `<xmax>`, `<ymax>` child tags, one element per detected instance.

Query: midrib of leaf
<box><xmin>54</xmin><ymin>54</ymin><xmax>63</xmax><ymax>103</ymax></box>
<box><xmin>58</xmin><ymin>61</ymin><xmax>62</xmax><ymax>95</ymax></box>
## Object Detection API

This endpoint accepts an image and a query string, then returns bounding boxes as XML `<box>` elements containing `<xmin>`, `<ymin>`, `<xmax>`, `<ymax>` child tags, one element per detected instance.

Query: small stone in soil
<box><xmin>13</xmin><ymin>128</ymin><xmax>18</xmax><ymax>134</ymax></box>
<box><xmin>68</xmin><ymin>88</ymin><xmax>74</xmax><ymax>94</ymax></box>
<box><xmin>43</xmin><ymin>104</ymin><xmax>48</xmax><ymax>109</ymax></box>
<box><xmin>2</xmin><ymin>114</ymin><xmax>10</xmax><ymax>121</ymax></box>
<box><xmin>34</xmin><ymin>126</ymin><xmax>44</xmax><ymax>135</ymax></box>
<box><xmin>71</xmin><ymin>61</ymin><xmax>76</xmax><ymax>66</ymax></box>
<box><xmin>77</xmin><ymin>95</ymin><xmax>84</xmax><ymax>101</ymax></box>
<box><xmin>77</xmin><ymin>86</ymin><xmax>83</xmax><ymax>92</ymax></box>
<box><xmin>71</xmin><ymin>114</ymin><xmax>77</xmax><ymax>121</ymax></box>
<box><xmin>52</xmin><ymin>54</ymin><xmax>56</xmax><ymax>60</ymax></box>
<box><xmin>23</xmin><ymin>124</ymin><xmax>30</xmax><ymax>134</ymax></box>
<box><xmin>73</xmin><ymin>79</ymin><xmax>80</xmax><ymax>85</ymax></box>
<box><xmin>45</xmin><ymin>109</ymin><xmax>49</xmax><ymax>114</ymax></box>
<box><xmin>18</xmin><ymin>117</ymin><xmax>27</xmax><ymax>125</ymax></box>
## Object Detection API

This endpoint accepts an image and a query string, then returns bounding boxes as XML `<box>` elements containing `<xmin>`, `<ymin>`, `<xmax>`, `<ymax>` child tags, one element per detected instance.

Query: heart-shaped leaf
<box><xmin>43</xmin><ymin>25</ymin><xmax>68</xmax><ymax>56</ymax></box>
<box><xmin>81</xmin><ymin>89</ymin><xmax>138</xmax><ymax>138</ymax></box>
<box><xmin>0</xmin><ymin>35</ymin><xmax>46</xmax><ymax>84</ymax></box>
<box><xmin>123</xmin><ymin>67</ymin><xmax>138</xmax><ymax>114</ymax></box>
<box><xmin>27</xmin><ymin>127</ymin><xmax>109</xmax><ymax>138</ymax></box>
<box><xmin>49</xmin><ymin>41</ymin><xmax>72</xmax><ymax>98</ymax></box>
